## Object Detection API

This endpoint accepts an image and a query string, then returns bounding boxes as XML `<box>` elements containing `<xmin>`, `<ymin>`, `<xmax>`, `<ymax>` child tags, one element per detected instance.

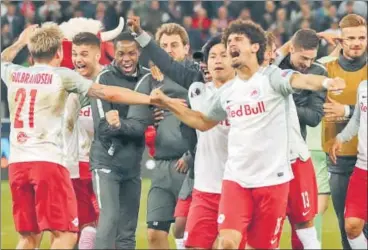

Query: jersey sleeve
<box><xmin>265</xmin><ymin>65</ymin><xmax>295</xmax><ymax>97</ymax></box>
<box><xmin>57</xmin><ymin>68</ymin><xmax>93</xmax><ymax>96</ymax></box>
<box><xmin>188</xmin><ymin>81</ymin><xmax>206</xmax><ymax>111</ymax></box>
<box><xmin>204</xmin><ymin>90</ymin><xmax>227</xmax><ymax>121</ymax></box>
<box><xmin>1</xmin><ymin>62</ymin><xmax>23</xmax><ymax>87</ymax></box>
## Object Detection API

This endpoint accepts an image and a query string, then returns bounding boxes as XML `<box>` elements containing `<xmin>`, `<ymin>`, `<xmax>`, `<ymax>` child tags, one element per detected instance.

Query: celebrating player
<box><xmin>1</xmin><ymin>23</ymin><xmax>154</xmax><ymax>249</ymax></box>
<box><xmin>330</xmin><ymin>80</ymin><xmax>367</xmax><ymax>249</ymax></box>
<box><xmin>149</xmin><ymin>20</ymin><xmax>345</xmax><ymax>249</ymax></box>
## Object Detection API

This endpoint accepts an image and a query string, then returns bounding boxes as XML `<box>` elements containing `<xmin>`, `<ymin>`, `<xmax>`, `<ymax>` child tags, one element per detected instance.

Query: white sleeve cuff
<box><xmin>344</xmin><ymin>105</ymin><xmax>350</xmax><ymax>117</ymax></box>
<box><xmin>135</xmin><ymin>31</ymin><xmax>151</xmax><ymax>48</ymax></box>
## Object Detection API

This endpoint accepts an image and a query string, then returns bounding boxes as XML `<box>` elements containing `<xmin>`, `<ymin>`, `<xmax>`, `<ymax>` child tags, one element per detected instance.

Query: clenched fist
<box><xmin>106</xmin><ymin>110</ymin><xmax>121</xmax><ymax>128</ymax></box>
<box><xmin>324</xmin><ymin>77</ymin><xmax>346</xmax><ymax>95</ymax></box>
<box><xmin>127</xmin><ymin>16</ymin><xmax>143</xmax><ymax>35</ymax></box>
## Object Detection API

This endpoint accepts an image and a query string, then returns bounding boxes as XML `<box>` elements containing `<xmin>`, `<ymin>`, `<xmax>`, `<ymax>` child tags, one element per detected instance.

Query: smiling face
<box><xmin>341</xmin><ymin>25</ymin><xmax>367</xmax><ymax>59</ymax></box>
<box><xmin>114</xmin><ymin>40</ymin><xmax>140</xmax><ymax>75</ymax></box>
<box><xmin>226</xmin><ymin>33</ymin><xmax>259</xmax><ymax>69</ymax></box>
<box><xmin>72</xmin><ymin>44</ymin><xmax>101</xmax><ymax>78</ymax></box>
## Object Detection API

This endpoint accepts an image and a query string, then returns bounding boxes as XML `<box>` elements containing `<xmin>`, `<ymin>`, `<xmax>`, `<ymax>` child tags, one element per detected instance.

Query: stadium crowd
<box><xmin>0</xmin><ymin>0</ymin><xmax>367</xmax><ymax>250</ymax></box>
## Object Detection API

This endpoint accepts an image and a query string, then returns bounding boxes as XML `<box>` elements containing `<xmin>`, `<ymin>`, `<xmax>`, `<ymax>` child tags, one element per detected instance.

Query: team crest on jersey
<box><xmin>249</xmin><ymin>87</ymin><xmax>261</xmax><ymax>99</ymax></box>
<box><xmin>17</xmin><ymin>132</ymin><xmax>29</xmax><ymax>144</ymax></box>
<box><xmin>190</xmin><ymin>87</ymin><xmax>202</xmax><ymax>98</ymax></box>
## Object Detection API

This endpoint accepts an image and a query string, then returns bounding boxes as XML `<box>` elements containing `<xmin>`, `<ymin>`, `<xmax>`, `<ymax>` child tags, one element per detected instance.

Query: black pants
<box><xmin>92</xmin><ymin>168</ymin><xmax>141</xmax><ymax>249</ymax></box>
<box><xmin>327</xmin><ymin>155</ymin><xmax>368</xmax><ymax>249</ymax></box>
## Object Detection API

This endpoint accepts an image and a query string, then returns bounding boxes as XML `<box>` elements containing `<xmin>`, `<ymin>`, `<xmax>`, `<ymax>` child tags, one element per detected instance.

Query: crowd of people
<box><xmin>0</xmin><ymin>0</ymin><xmax>367</xmax><ymax>250</ymax></box>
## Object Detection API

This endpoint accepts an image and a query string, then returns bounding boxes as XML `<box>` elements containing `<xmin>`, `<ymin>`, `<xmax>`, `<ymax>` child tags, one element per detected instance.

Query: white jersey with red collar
<box><xmin>1</xmin><ymin>62</ymin><xmax>92</xmax><ymax>166</ymax></box>
<box><xmin>205</xmin><ymin>66</ymin><xmax>295</xmax><ymax>188</ymax></box>
<box><xmin>188</xmin><ymin>81</ymin><xmax>230</xmax><ymax>194</ymax></box>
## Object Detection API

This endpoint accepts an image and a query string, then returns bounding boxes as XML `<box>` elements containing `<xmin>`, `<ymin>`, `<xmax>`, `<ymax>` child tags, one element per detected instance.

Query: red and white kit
<box><xmin>338</xmin><ymin>81</ymin><xmax>367</xmax><ymax>221</ymax></box>
<box><xmin>183</xmin><ymin>81</ymin><xmax>230</xmax><ymax>249</ymax></box>
<box><xmin>2</xmin><ymin>62</ymin><xmax>93</xmax><ymax>233</ymax></box>
<box><xmin>206</xmin><ymin>66</ymin><xmax>296</xmax><ymax>249</ymax></box>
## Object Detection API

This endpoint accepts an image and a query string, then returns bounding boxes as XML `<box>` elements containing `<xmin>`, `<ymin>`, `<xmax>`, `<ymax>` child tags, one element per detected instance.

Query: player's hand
<box><xmin>150</xmin><ymin>88</ymin><xmax>169</xmax><ymax>107</ymax></box>
<box><xmin>317</xmin><ymin>32</ymin><xmax>342</xmax><ymax>46</ymax></box>
<box><xmin>106</xmin><ymin>110</ymin><xmax>121</xmax><ymax>128</ymax></box>
<box><xmin>153</xmin><ymin>108</ymin><xmax>164</xmax><ymax>127</ymax></box>
<box><xmin>323</xmin><ymin>96</ymin><xmax>346</xmax><ymax>120</ymax></box>
<box><xmin>18</xmin><ymin>24</ymin><xmax>38</xmax><ymax>45</ymax></box>
<box><xmin>329</xmin><ymin>138</ymin><xmax>343</xmax><ymax>164</ymax></box>
<box><xmin>151</xmin><ymin>64</ymin><xmax>164</xmax><ymax>82</ymax></box>
<box><xmin>127</xmin><ymin>16</ymin><xmax>143</xmax><ymax>35</ymax></box>
<box><xmin>324</xmin><ymin>77</ymin><xmax>346</xmax><ymax>95</ymax></box>
<box><xmin>175</xmin><ymin>158</ymin><xmax>188</xmax><ymax>173</ymax></box>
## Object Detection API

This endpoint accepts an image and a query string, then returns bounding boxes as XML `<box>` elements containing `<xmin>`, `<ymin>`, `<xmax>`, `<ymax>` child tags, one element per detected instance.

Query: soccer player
<box><xmin>330</xmin><ymin>80</ymin><xmax>367</xmax><ymax>249</ymax></box>
<box><xmin>274</xmin><ymin>29</ymin><xmax>326</xmax><ymax>249</ymax></box>
<box><xmin>1</xmin><ymin>23</ymin><xmax>153</xmax><ymax>249</ymax></box>
<box><xmin>70</xmin><ymin>32</ymin><xmax>105</xmax><ymax>249</ymax></box>
<box><xmin>149</xmin><ymin>20</ymin><xmax>345</xmax><ymax>249</ymax></box>
<box><xmin>322</xmin><ymin>14</ymin><xmax>368</xmax><ymax>249</ymax></box>
<box><xmin>183</xmin><ymin>34</ymin><xmax>235</xmax><ymax>249</ymax></box>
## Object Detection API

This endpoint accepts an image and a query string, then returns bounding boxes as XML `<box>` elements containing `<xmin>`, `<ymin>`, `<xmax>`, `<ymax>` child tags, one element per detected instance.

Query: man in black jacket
<box><xmin>275</xmin><ymin>29</ymin><xmax>327</xmax><ymax>249</ymax></box>
<box><xmin>89</xmin><ymin>32</ymin><xmax>151</xmax><ymax>249</ymax></box>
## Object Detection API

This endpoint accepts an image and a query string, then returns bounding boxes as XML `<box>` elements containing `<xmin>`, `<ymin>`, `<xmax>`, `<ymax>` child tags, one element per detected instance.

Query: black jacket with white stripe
<box><xmin>89</xmin><ymin>62</ymin><xmax>150</xmax><ymax>179</ymax></box>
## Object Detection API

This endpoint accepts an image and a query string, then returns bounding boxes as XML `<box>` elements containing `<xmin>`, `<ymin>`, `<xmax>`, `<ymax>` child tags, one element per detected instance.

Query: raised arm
<box><xmin>289</xmin><ymin>73</ymin><xmax>346</xmax><ymax>92</ymax></box>
<box><xmin>150</xmin><ymin>88</ymin><xmax>220</xmax><ymax>132</ymax></box>
<box><xmin>127</xmin><ymin>16</ymin><xmax>200</xmax><ymax>89</ymax></box>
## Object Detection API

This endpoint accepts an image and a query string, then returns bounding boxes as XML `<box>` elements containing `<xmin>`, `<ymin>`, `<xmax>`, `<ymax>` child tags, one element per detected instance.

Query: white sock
<box><xmin>296</xmin><ymin>227</ymin><xmax>321</xmax><ymax>249</ymax></box>
<box><xmin>78</xmin><ymin>226</ymin><xmax>96</xmax><ymax>249</ymax></box>
<box><xmin>175</xmin><ymin>238</ymin><xmax>185</xmax><ymax>249</ymax></box>
<box><xmin>348</xmin><ymin>232</ymin><xmax>368</xmax><ymax>249</ymax></box>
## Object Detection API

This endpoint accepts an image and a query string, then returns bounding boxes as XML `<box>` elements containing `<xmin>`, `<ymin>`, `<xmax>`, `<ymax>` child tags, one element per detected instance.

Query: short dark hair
<box><xmin>113</xmin><ymin>31</ymin><xmax>137</xmax><ymax>47</ymax></box>
<box><xmin>292</xmin><ymin>29</ymin><xmax>320</xmax><ymax>50</ymax></box>
<box><xmin>202</xmin><ymin>34</ymin><xmax>223</xmax><ymax>63</ymax></box>
<box><xmin>222</xmin><ymin>20</ymin><xmax>266</xmax><ymax>65</ymax></box>
<box><xmin>72</xmin><ymin>32</ymin><xmax>100</xmax><ymax>47</ymax></box>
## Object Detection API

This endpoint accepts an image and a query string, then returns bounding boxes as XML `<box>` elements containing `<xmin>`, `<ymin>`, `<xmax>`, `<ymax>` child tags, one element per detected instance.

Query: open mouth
<box><xmin>230</xmin><ymin>50</ymin><xmax>240</xmax><ymax>58</ymax></box>
<box><xmin>75</xmin><ymin>64</ymin><xmax>86</xmax><ymax>70</ymax></box>
<box><xmin>122</xmin><ymin>64</ymin><xmax>133</xmax><ymax>72</ymax></box>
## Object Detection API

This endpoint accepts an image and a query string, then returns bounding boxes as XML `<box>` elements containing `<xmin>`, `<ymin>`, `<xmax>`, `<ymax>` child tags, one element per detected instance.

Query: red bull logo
<box><xmin>227</xmin><ymin>101</ymin><xmax>266</xmax><ymax>117</ymax></box>
<box><xmin>360</xmin><ymin>102</ymin><xmax>367</xmax><ymax>113</ymax></box>
<box><xmin>79</xmin><ymin>107</ymin><xmax>91</xmax><ymax>117</ymax></box>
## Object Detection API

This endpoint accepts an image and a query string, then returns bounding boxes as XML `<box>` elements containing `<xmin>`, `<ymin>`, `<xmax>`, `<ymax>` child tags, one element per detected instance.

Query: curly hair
<box><xmin>222</xmin><ymin>19</ymin><xmax>266</xmax><ymax>65</ymax></box>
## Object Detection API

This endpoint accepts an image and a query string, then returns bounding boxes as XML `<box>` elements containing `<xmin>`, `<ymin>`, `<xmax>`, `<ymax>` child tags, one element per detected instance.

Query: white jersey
<box><xmin>288</xmin><ymin>96</ymin><xmax>310</xmax><ymax>162</ymax></box>
<box><xmin>188</xmin><ymin>82</ymin><xmax>230</xmax><ymax>194</ymax></box>
<box><xmin>205</xmin><ymin>66</ymin><xmax>295</xmax><ymax>188</ymax></box>
<box><xmin>78</xmin><ymin>104</ymin><xmax>93</xmax><ymax>163</ymax></box>
<box><xmin>63</xmin><ymin>94</ymin><xmax>81</xmax><ymax>178</ymax></box>
<box><xmin>1</xmin><ymin>62</ymin><xmax>92</xmax><ymax>166</ymax></box>
<box><xmin>337</xmin><ymin>81</ymin><xmax>367</xmax><ymax>170</ymax></box>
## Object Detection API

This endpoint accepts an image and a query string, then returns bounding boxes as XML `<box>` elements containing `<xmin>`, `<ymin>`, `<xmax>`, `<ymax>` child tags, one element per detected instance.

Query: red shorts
<box><xmin>72</xmin><ymin>178</ymin><xmax>99</xmax><ymax>227</ymax></box>
<box><xmin>79</xmin><ymin>162</ymin><xmax>92</xmax><ymax>180</ymax></box>
<box><xmin>9</xmin><ymin>161</ymin><xmax>79</xmax><ymax>233</ymax></box>
<box><xmin>218</xmin><ymin>180</ymin><xmax>289</xmax><ymax>249</ymax></box>
<box><xmin>287</xmin><ymin>158</ymin><xmax>318</xmax><ymax>224</ymax></box>
<box><xmin>174</xmin><ymin>196</ymin><xmax>192</xmax><ymax>218</ymax></box>
<box><xmin>184</xmin><ymin>189</ymin><xmax>221</xmax><ymax>249</ymax></box>
<box><xmin>345</xmin><ymin>167</ymin><xmax>367</xmax><ymax>221</ymax></box>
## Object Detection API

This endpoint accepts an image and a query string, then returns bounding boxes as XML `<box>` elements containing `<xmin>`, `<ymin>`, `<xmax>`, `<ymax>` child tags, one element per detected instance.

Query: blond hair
<box><xmin>265</xmin><ymin>31</ymin><xmax>276</xmax><ymax>49</ymax></box>
<box><xmin>28</xmin><ymin>22</ymin><xmax>64</xmax><ymax>61</ymax></box>
<box><xmin>339</xmin><ymin>14</ymin><xmax>366</xmax><ymax>29</ymax></box>
<box><xmin>155</xmin><ymin>23</ymin><xmax>189</xmax><ymax>46</ymax></box>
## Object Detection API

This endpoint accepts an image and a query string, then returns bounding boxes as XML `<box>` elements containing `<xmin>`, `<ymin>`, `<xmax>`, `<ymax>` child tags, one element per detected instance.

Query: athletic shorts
<box><xmin>174</xmin><ymin>196</ymin><xmax>192</xmax><ymax>218</ymax></box>
<box><xmin>72</xmin><ymin>178</ymin><xmax>99</xmax><ymax>227</ymax></box>
<box><xmin>287</xmin><ymin>158</ymin><xmax>318</xmax><ymax>224</ymax></box>
<box><xmin>184</xmin><ymin>189</ymin><xmax>221</xmax><ymax>249</ymax></box>
<box><xmin>310</xmin><ymin>151</ymin><xmax>331</xmax><ymax>194</ymax></box>
<box><xmin>345</xmin><ymin>167</ymin><xmax>367</xmax><ymax>221</ymax></box>
<box><xmin>147</xmin><ymin>159</ymin><xmax>186</xmax><ymax>223</ymax></box>
<box><xmin>9</xmin><ymin>161</ymin><xmax>79</xmax><ymax>233</ymax></box>
<box><xmin>218</xmin><ymin>180</ymin><xmax>289</xmax><ymax>249</ymax></box>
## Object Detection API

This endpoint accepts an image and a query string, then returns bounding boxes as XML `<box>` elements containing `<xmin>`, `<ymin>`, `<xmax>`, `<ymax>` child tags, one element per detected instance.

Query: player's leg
<box><xmin>310</xmin><ymin>150</ymin><xmax>330</xmax><ymax>243</ymax></box>
<box><xmin>92</xmin><ymin>168</ymin><xmax>121</xmax><ymax>249</ymax></box>
<box><xmin>174</xmin><ymin>174</ymin><xmax>194</xmax><ymax>249</ymax></box>
<box><xmin>9</xmin><ymin>162</ymin><xmax>42</xmax><ymax>249</ymax></box>
<box><xmin>73</xmin><ymin>178</ymin><xmax>98</xmax><ymax>249</ymax></box>
<box><xmin>344</xmin><ymin>168</ymin><xmax>368</xmax><ymax>249</ymax></box>
<box><xmin>218</xmin><ymin>180</ymin><xmax>252</xmax><ymax>249</ymax></box>
<box><xmin>115</xmin><ymin>176</ymin><xmax>141</xmax><ymax>249</ymax></box>
<box><xmin>288</xmin><ymin>158</ymin><xmax>320</xmax><ymax>249</ymax></box>
<box><xmin>184</xmin><ymin>190</ymin><xmax>221</xmax><ymax>249</ymax></box>
<box><xmin>31</xmin><ymin>162</ymin><xmax>79</xmax><ymax>249</ymax></box>
<box><xmin>247</xmin><ymin>182</ymin><xmax>289</xmax><ymax>249</ymax></box>
<box><xmin>173</xmin><ymin>197</ymin><xmax>191</xmax><ymax>249</ymax></box>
